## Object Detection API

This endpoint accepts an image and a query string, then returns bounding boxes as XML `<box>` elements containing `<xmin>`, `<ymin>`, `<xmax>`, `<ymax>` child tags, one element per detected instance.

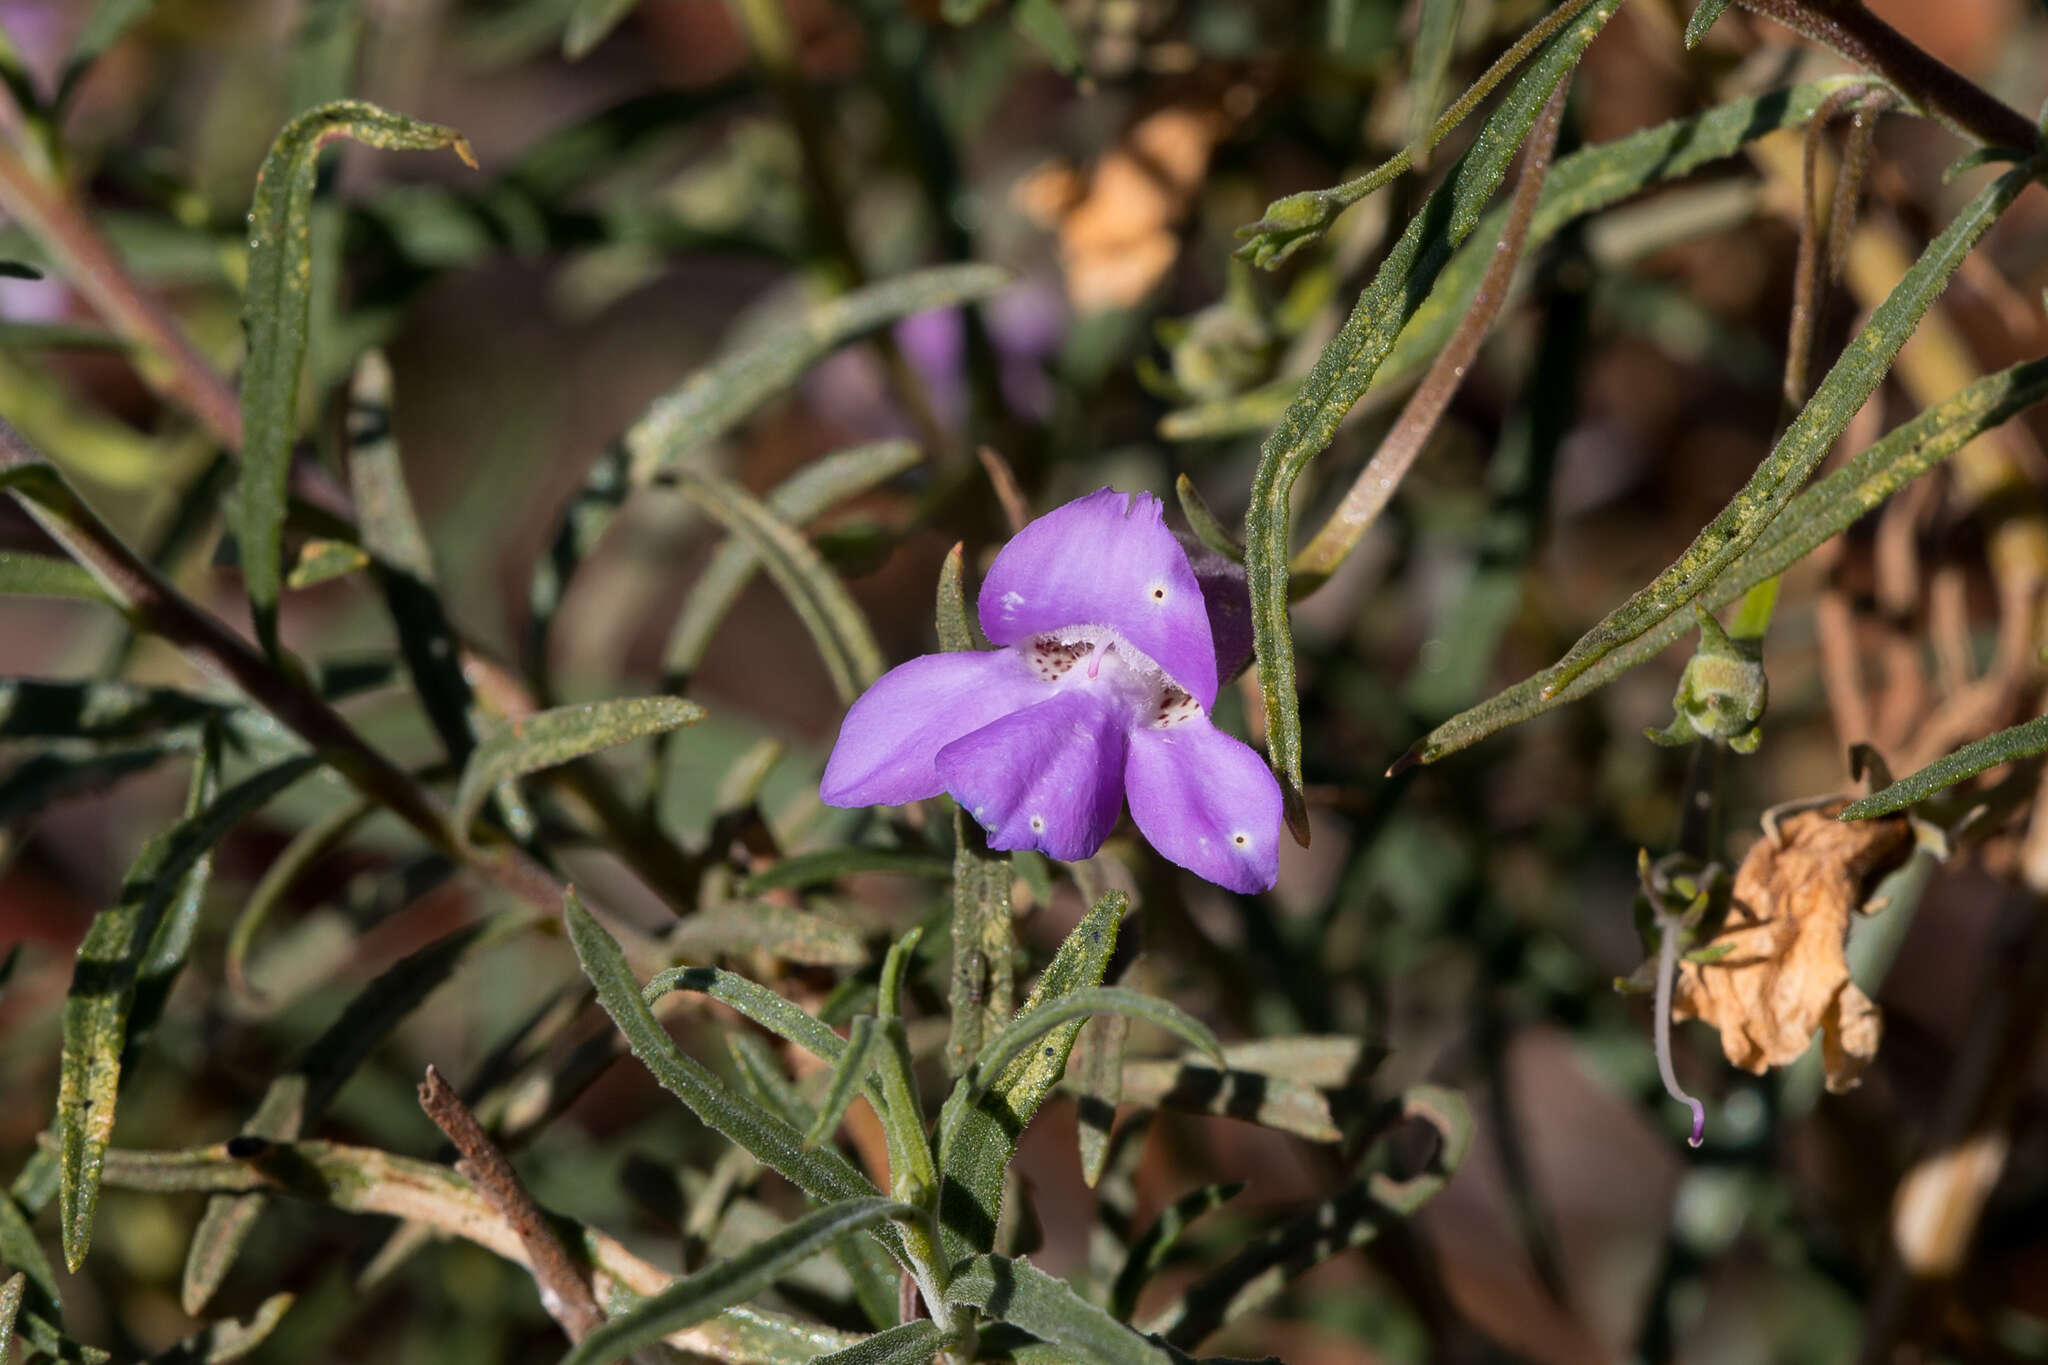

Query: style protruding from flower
<box><xmin>821</xmin><ymin>488</ymin><xmax>1283</xmax><ymax>892</ymax></box>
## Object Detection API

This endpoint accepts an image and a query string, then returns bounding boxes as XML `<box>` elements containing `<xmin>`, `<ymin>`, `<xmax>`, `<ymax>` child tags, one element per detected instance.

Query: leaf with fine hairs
<box><xmin>564</xmin><ymin>892</ymin><xmax>902</xmax><ymax>1252</ymax></box>
<box><xmin>1409</xmin><ymin>353</ymin><xmax>2048</xmax><ymax>765</ymax></box>
<box><xmin>936</xmin><ymin>891</ymin><xmax>1126</xmax><ymax>1265</ymax></box>
<box><xmin>1843</xmin><ymin>713</ymin><xmax>2048</xmax><ymax>819</ymax></box>
<box><xmin>1244</xmin><ymin>0</ymin><xmax>1620</xmax><ymax>835</ymax></box>
<box><xmin>58</xmin><ymin>751</ymin><xmax>319</xmax><ymax>1270</ymax></box>
<box><xmin>237</xmin><ymin>99</ymin><xmax>474</xmax><ymax>658</ymax></box>
<box><xmin>559</xmin><ymin>1199</ymin><xmax>916</xmax><ymax>1365</ymax></box>
<box><xmin>946</xmin><ymin>1253</ymin><xmax>1174</xmax><ymax>1365</ymax></box>
<box><xmin>452</xmin><ymin>697</ymin><xmax>703</xmax><ymax>838</ymax></box>
<box><xmin>807</xmin><ymin>1320</ymin><xmax>945</xmax><ymax>1364</ymax></box>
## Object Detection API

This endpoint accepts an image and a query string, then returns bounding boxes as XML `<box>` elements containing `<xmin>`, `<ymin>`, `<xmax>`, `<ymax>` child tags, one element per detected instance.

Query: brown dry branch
<box><xmin>417</xmin><ymin>1065</ymin><xmax>604</xmax><ymax>1343</ymax></box>
<box><xmin>1673</xmin><ymin>804</ymin><xmax>1913</xmax><ymax>1092</ymax></box>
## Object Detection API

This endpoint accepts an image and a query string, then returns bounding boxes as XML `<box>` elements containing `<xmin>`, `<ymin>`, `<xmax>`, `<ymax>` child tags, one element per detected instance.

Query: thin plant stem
<box><xmin>1291</xmin><ymin>81</ymin><xmax>1569</xmax><ymax>589</ymax></box>
<box><xmin>1734</xmin><ymin>0</ymin><xmax>2040</xmax><ymax>153</ymax></box>
<box><xmin>417</xmin><ymin>1066</ymin><xmax>604</xmax><ymax>1344</ymax></box>
<box><xmin>0</xmin><ymin>420</ymin><xmax>568</xmax><ymax>917</ymax></box>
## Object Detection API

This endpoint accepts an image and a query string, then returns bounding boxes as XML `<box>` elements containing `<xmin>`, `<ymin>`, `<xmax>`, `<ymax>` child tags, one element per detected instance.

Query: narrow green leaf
<box><xmin>0</xmin><ymin>1273</ymin><xmax>22</xmax><ymax>1360</ymax></box>
<box><xmin>1246</xmin><ymin>0</ymin><xmax>1620</xmax><ymax>828</ymax></box>
<box><xmin>807</xmin><ymin>1320</ymin><xmax>944</xmax><ymax>1364</ymax></box>
<box><xmin>663</xmin><ymin>439</ymin><xmax>924</xmax><ymax>688</ymax></box>
<box><xmin>864</xmin><ymin>930</ymin><xmax>940</xmax><ymax>1203</ymax></box>
<box><xmin>1108</xmin><ymin>1182</ymin><xmax>1244</xmax><ymax>1321</ymax></box>
<box><xmin>0</xmin><ymin>550</ymin><xmax>113</xmax><ymax>604</ymax></box>
<box><xmin>1173</xmin><ymin>476</ymin><xmax>1242</xmax><ymax>562</ymax></box>
<box><xmin>0</xmin><ymin>743</ymin><xmax>186</xmax><ymax>824</ymax></box>
<box><xmin>1071</xmin><ymin>1013</ymin><xmax>1127</xmax><ymax>1188</ymax></box>
<box><xmin>946</xmin><ymin>811</ymin><xmax>1014</xmax><ymax>1076</ymax></box>
<box><xmin>454</xmin><ymin>697</ymin><xmax>703</xmax><ymax>838</ymax></box>
<box><xmin>937</xmin><ymin>891</ymin><xmax>1126</xmax><ymax>1264</ymax></box>
<box><xmin>646</xmin><ymin>964</ymin><xmax>856</xmax><ymax>1071</ymax></box>
<box><xmin>13</xmin><ymin>1305</ymin><xmax>109</xmax><ymax>1364</ymax></box>
<box><xmin>0</xmin><ymin>679</ymin><xmax>224</xmax><ymax>740</ymax></box>
<box><xmin>805</xmin><ymin>1016</ymin><xmax>882</xmax><ymax>1149</ymax></box>
<box><xmin>739</xmin><ymin>848</ymin><xmax>951</xmax><ymax>895</ymax></box>
<box><xmin>566</xmin><ymin>893</ymin><xmax>896</xmax><ymax>1223</ymax></box>
<box><xmin>1407</xmin><ymin>0</ymin><xmax>1465</xmax><ymax>152</ymax></box>
<box><xmin>726</xmin><ymin>1033</ymin><xmax>812</xmax><ymax>1129</ymax></box>
<box><xmin>670</xmin><ymin>466</ymin><xmax>883</xmax><ymax>703</ymax></box>
<box><xmin>1536</xmin><ymin>166</ymin><xmax>2029</xmax><ymax>698</ymax></box>
<box><xmin>969</xmin><ymin>988</ymin><xmax>1222</xmax><ymax>1096</ymax></box>
<box><xmin>58</xmin><ymin>752</ymin><xmax>318</xmax><ymax>1270</ymax></box>
<box><xmin>561</xmin><ymin>1198</ymin><xmax>914</xmax><ymax>1365</ymax></box>
<box><xmin>238</xmin><ymin>100</ymin><xmax>475</xmax><ymax>658</ymax></box>
<box><xmin>935</xmin><ymin>542</ymin><xmax>984</xmax><ymax>654</ymax></box>
<box><xmin>223</xmin><ymin>791</ymin><xmax>372</xmax><ymax>996</ymax></box>
<box><xmin>1119</xmin><ymin>1059</ymin><xmax>1340</xmax><ymax>1143</ymax></box>
<box><xmin>530</xmin><ymin>266</ymin><xmax>1004</xmax><ymax>685</ymax></box>
<box><xmin>1410</xmin><ymin>353</ymin><xmax>2048</xmax><ymax>764</ymax></box>
<box><xmin>563</xmin><ymin>0</ymin><xmax>637</xmax><ymax>58</ymax></box>
<box><xmin>1171</xmin><ymin>76</ymin><xmax>1874</xmax><ymax>445</ymax></box>
<box><xmin>1842</xmin><ymin>715</ymin><xmax>2048</xmax><ymax>820</ymax></box>
<box><xmin>672</xmin><ymin>902</ymin><xmax>869</xmax><ymax>968</ymax></box>
<box><xmin>1684</xmin><ymin>0</ymin><xmax>1732</xmax><ymax>47</ymax></box>
<box><xmin>146</xmin><ymin>1292</ymin><xmax>293</xmax><ymax>1365</ymax></box>
<box><xmin>183</xmin><ymin>917</ymin><xmax>518</xmax><ymax>1313</ymax></box>
<box><xmin>1150</xmin><ymin>1085</ymin><xmax>1473</xmax><ymax>1347</ymax></box>
<box><xmin>284</xmin><ymin>537</ymin><xmax>369</xmax><ymax>589</ymax></box>
<box><xmin>946</xmin><ymin>1253</ymin><xmax>1172</xmax><ymax>1365</ymax></box>
<box><xmin>348</xmin><ymin>348</ymin><xmax>477</xmax><ymax>766</ymax></box>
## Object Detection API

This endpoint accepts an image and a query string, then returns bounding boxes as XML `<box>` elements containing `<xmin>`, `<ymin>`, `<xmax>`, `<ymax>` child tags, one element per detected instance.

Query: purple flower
<box><xmin>820</xmin><ymin>488</ymin><xmax>1283</xmax><ymax>893</ymax></box>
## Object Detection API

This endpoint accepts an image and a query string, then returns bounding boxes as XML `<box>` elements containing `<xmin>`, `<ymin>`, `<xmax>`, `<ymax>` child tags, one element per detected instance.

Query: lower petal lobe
<box><xmin>1125</xmin><ymin>717</ymin><xmax>1281</xmax><ymax>893</ymax></box>
<box><xmin>820</xmin><ymin>649</ymin><xmax>1044</xmax><ymax>807</ymax></box>
<box><xmin>936</xmin><ymin>688</ymin><xmax>1128</xmax><ymax>862</ymax></box>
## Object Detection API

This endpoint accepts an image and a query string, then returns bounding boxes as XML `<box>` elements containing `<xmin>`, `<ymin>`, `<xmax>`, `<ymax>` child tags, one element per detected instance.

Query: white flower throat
<box><xmin>1024</xmin><ymin>630</ymin><xmax>1202</xmax><ymax>729</ymax></box>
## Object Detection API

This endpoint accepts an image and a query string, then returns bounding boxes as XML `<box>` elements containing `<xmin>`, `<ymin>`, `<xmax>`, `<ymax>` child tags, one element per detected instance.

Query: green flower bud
<box><xmin>1645</xmin><ymin>606</ymin><xmax>1767</xmax><ymax>753</ymax></box>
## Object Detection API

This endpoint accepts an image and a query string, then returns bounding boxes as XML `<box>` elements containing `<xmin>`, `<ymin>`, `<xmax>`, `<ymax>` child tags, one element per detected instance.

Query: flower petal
<box><xmin>937</xmin><ymin>689</ymin><xmax>1128</xmax><ymax>861</ymax></box>
<box><xmin>977</xmin><ymin>488</ymin><xmax>1218</xmax><ymax>708</ymax></box>
<box><xmin>821</xmin><ymin>649</ymin><xmax>1045</xmax><ymax>808</ymax></box>
<box><xmin>1125</xmin><ymin>718</ymin><xmax>1281</xmax><ymax>893</ymax></box>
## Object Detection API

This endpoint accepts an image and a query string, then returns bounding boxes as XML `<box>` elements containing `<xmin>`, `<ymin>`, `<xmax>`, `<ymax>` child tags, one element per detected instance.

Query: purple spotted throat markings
<box><xmin>819</xmin><ymin>487</ymin><xmax>1282</xmax><ymax>893</ymax></box>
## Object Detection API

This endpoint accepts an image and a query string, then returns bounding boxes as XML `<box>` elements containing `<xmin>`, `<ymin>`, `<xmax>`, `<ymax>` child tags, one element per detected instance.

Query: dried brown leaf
<box><xmin>1013</xmin><ymin>105</ymin><xmax>1227</xmax><ymax>312</ymax></box>
<box><xmin>1672</xmin><ymin>804</ymin><xmax>1912</xmax><ymax>1093</ymax></box>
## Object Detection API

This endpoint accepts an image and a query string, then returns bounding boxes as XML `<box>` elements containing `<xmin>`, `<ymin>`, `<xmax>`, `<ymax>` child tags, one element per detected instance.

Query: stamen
<box><xmin>1087</xmin><ymin>644</ymin><xmax>1106</xmax><ymax>680</ymax></box>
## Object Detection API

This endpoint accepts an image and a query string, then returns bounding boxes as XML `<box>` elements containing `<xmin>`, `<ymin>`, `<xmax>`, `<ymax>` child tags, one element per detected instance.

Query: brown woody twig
<box><xmin>417</xmin><ymin>1065</ymin><xmax>604</xmax><ymax>1343</ymax></box>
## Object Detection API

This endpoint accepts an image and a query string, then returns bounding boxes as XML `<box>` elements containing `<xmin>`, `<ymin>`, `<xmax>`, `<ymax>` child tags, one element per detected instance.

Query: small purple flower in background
<box><xmin>821</xmin><ymin>488</ymin><xmax>1283</xmax><ymax>892</ymax></box>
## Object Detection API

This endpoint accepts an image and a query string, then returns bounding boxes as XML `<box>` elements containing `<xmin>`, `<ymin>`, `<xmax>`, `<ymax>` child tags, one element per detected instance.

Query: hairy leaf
<box><xmin>1246</xmin><ymin>0</ymin><xmax>1620</xmax><ymax>830</ymax></box>
<box><xmin>238</xmin><ymin>100</ymin><xmax>474</xmax><ymax>657</ymax></box>
<box><xmin>183</xmin><ymin>917</ymin><xmax>521</xmax><ymax>1313</ymax></box>
<box><xmin>560</xmin><ymin>1198</ymin><xmax>915</xmax><ymax>1365</ymax></box>
<box><xmin>453</xmin><ymin>697</ymin><xmax>703</xmax><ymax>837</ymax></box>
<box><xmin>565</xmin><ymin>893</ymin><xmax>899</xmax><ymax>1241</ymax></box>
<box><xmin>947</xmin><ymin>1253</ymin><xmax>1172</xmax><ymax>1365</ymax></box>
<box><xmin>804</xmin><ymin>1016</ymin><xmax>882</xmax><ymax>1149</ymax></box>
<box><xmin>664</xmin><ymin>439</ymin><xmax>923</xmax><ymax>687</ymax></box>
<box><xmin>58</xmin><ymin>752</ymin><xmax>318</xmax><ymax>1270</ymax></box>
<box><xmin>937</xmin><ymin>891</ymin><xmax>1125</xmax><ymax>1264</ymax></box>
<box><xmin>1411</xmin><ymin>353</ymin><xmax>2048</xmax><ymax>763</ymax></box>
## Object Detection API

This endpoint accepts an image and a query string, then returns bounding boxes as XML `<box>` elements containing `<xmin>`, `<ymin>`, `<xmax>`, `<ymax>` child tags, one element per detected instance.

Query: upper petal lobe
<box><xmin>1124</xmin><ymin>717</ymin><xmax>1281</xmax><ymax>893</ymax></box>
<box><xmin>936</xmin><ymin>688</ymin><xmax>1128</xmax><ymax>862</ymax></box>
<box><xmin>977</xmin><ymin>488</ymin><xmax>1219</xmax><ymax>708</ymax></box>
<box><xmin>821</xmin><ymin>649</ymin><xmax>1045</xmax><ymax>808</ymax></box>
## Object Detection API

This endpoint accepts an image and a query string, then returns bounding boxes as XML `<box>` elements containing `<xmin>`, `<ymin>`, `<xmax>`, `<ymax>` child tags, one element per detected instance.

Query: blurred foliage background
<box><xmin>6</xmin><ymin>0</ymin><xmax>2048</xmax><ymax>1362</ymax></box>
